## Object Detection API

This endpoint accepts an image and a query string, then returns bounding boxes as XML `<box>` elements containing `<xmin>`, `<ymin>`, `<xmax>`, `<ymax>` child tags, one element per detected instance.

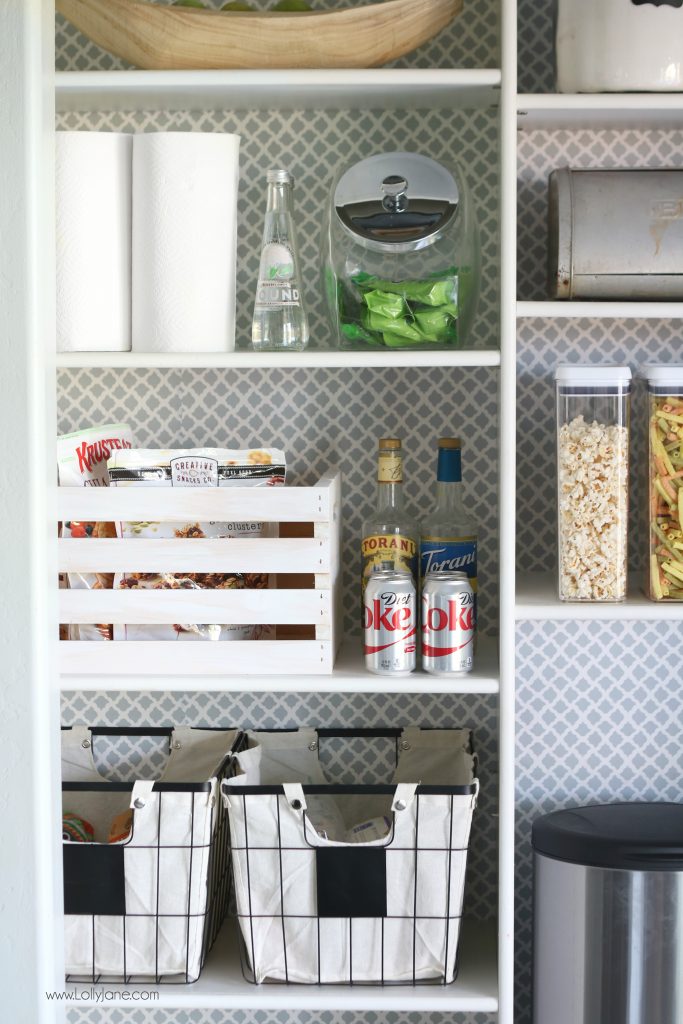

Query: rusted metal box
<box><xmin>548</xmin><ymin>167</ymin><xmax>683</xmax><ymax>300</ymax></box>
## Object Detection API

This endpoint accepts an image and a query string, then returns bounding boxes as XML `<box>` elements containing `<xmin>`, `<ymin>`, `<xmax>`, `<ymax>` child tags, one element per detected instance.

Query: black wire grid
<box><xmin>62</xmin><ymin>726</ymin><xmax>237</xmax><ymax>985</ymax></box>
<box><xmin>225</xmin><ymin>727</ymin><xmax>477</xmax><ymax>987</ymax></box>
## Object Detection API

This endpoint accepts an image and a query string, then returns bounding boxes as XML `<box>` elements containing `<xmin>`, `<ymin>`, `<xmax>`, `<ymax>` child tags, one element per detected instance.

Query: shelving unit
<box><xmin>56</xmin><ymin>348</ymin><xmax>502</xmax><ymax>369</ymax></box>
<box><xmin>60</xmin><ymin>634</ymin><xmax>500</xmax><ymax>692</ymax></box>
<box><xmin>55</xmin><ymin>68</ymin><xmax>503</xmax><ymax>113</ymax></box>
<box><xmin>6</xmin><ymin>0</ymin><xmax>515</xmax><ymax>1020</ymax></box>
<box><xmin>1</xmin><ymin>0</ymin><xmax>671</xmax><ymax>1001</ymax></box>
<box><xmin>516</xmin><ymin>574</ymin><xmax>683</xmax><ymax>621</ymax></box>
<box><xmin>517</xmin><ymin>301</ymin><xmax>683</xmax><ymax>320</ymax></box>
<box><xmin>510</xmin><ymin>7</ymin><xmax>683</xmax><ymax>1018</ymax></box>
<box><xmin>12</xmin><ymin>8</ymin><xmax>676</xmax><ymax>1024</ymax></box>
<box><xmin>46</xmin><ymin>8</ymin><xmax>515</xmax><ymax>1015</ymax></box>
<box><xmin>517</xmin><ymin>93</ymin><xmax>683</xmax><ymax>131</ymax></box>
<box><xmin>64</xmin><ymin>921</ymin><xmax>499</xmax><ymax>1012</ymax></box>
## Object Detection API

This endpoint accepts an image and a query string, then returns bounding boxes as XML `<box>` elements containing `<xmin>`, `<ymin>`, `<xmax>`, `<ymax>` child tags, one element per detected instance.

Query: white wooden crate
<box><xmin>58</xmin><ymin>471</ymin><xmax>342</xmax><ymax>676</ymax></box>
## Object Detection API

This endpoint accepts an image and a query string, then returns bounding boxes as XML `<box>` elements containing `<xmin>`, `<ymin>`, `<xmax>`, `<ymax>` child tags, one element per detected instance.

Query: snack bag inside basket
<box><xmin>57</xmin><ymin>423</ymin><xmax>134</xmax><ymax>641</ymax></box>
<box><xmin>107</xmin><ymin>448</ymin><xmax>286</xmax><ymax>641</ymax></box>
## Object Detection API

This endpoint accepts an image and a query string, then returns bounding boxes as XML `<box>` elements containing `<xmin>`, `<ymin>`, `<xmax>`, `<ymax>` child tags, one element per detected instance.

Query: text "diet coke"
<box><xmin>363</xmin><ymin>570</ymin><xmax>416</xmax><ymax>676</ymax></box>
<box><xmin>422</xmin><ymin>571</ymin><xmax>474</xmax><ymax>676</ymax></box>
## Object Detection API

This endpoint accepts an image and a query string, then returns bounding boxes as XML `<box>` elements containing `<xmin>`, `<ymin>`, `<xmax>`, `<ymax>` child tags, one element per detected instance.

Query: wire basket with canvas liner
<box><xmin>61</xmin><ymin>725</ymin><xmax>239</xmax><ymax>983</ymax></box>
<box><xmin>221</xmin><ymin>726</ymin><xmax>478</xmax><ymax>985</ymax></box>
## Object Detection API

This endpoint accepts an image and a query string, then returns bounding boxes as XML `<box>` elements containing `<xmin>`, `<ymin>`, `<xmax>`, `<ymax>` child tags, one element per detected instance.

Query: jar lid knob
<box><xmin>381</xmin><ymin>175</ymin><xmax>408</xmax><ymax>213</ymax></box>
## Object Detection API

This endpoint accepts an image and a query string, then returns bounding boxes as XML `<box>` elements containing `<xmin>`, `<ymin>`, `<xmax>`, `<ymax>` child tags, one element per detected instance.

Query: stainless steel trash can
<box><xmin>533</xmin><ymin>803</ymin><xmax>683</xmax><ymax>1024</ymax></box>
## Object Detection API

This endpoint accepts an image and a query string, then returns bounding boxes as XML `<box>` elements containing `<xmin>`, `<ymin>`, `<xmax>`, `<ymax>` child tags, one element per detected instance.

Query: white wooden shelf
<box><xmin>59</xmin><ymin>635</ymin><xmax>499</xmax><ymax>693</ymax></box>
<box><xmin>517</xmin><ymin>301</ymin><xmax>683</xmax><ymax>320</ymax></box>
<box><xmin>55</xmin><ymin>69</ymin><xmax>502</xmax><ymax>113</ymax></box>
<box><xmin>516</xmin><ymin>573</ymin><xmax>683</xmax><ymax>621</ymax></box>
<box><xmin>63</xmin><ymin>920</ymin><xmax>498</xmax><ymax>1011</ymax></box>
<box><xmin>517</xmin><ymin>93</ymin><xmax>683</xmax><ymax>132</ymax></box>
<box><xmin>56</xmin><ymin>348</ymin><xmax>501</xmax><ymax>370</ymax></box>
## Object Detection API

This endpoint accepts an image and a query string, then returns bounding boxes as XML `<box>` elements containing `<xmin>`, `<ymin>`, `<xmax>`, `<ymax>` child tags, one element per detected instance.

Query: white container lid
<box><xmin>555</xmin><ymin>365</ymin><xmax>632</xmax><ymax>386</ymax></box>
<box><xmin>646</xmin><ymin>366</ymin><xmax>683</xmax><ymax>388</ymax></box>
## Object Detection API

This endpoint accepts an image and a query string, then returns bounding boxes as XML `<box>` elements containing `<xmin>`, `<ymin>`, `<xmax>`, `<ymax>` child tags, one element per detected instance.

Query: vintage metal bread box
<box><xmin>548</xmin><ymin>167</ymin><xmax>683</xmax><ymax>300</ymax></box>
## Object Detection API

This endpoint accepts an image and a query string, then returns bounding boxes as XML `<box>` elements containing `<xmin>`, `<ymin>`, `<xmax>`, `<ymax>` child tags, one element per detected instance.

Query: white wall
<box><xmin>0</xmin><ymin>1</ymin><xmax>63</xmax><ymax>1020</ymax></box>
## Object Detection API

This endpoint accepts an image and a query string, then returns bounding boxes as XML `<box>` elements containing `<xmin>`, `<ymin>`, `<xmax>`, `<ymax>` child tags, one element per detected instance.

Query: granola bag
<box><xmin>107</xmin><ymin>447</ymin><xmax>286</xmax><ymax>641</ymax></box>
<box><xmin>57</xmin><ymin>423</ymin><xmax>134</xmax><ymax>641</ymax></box>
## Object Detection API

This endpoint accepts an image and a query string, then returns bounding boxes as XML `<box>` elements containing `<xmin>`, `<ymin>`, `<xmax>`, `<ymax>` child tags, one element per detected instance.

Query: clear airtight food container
<box><xmin>646</xmin><ymin>366</ymin><xmax>683</xmax><ymax>602</ymax></box>
<box><xmin>555</xmin><ymin>366</ymin><xmax>631</xmax><ymax>602</ymax></box>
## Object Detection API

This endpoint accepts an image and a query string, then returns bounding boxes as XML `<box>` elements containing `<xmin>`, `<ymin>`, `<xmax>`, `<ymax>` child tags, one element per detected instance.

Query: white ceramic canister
<box><xmin>556</xmin><ymin>0</ymin><xmax>683</xmax><ymax>93</ymax></box>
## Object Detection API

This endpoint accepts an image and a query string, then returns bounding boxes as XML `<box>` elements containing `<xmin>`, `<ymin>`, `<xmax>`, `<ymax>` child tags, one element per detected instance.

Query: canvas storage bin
<box><xmin>61</xmin><ymin>725</ymin><xmax>238</xmax><ymax>983</ymax></box>
<box><xmin>221</xmin><ymin>726</ymin><xmax>478</xmax><ymax>985</ymax></box>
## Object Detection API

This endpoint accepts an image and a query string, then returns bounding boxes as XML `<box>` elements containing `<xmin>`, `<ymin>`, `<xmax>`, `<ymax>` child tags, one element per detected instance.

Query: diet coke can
<box><xmin>363</xmin><ymin>570</ymin><xmax>416</xmax><ymax>676</ymax></box>
<box><xmin>421</xmin><ymin>571</ymin><xmax>474</xmax><ymax>675</ymax></box>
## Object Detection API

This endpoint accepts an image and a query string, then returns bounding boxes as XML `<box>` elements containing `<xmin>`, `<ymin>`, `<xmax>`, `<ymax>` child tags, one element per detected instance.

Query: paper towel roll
<box><xmin>56</xmin><ymin>131</ymin><xmax>132</xmax><ymax>352</ymax></box>
<box><xmin>132</xmin><ymin>132</ymin><xmax>240</xmax><ymax>354</ymax></box>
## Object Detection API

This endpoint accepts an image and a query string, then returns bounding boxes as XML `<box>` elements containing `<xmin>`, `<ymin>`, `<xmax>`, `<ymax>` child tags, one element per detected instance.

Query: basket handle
<box><xmin>129</xmin><ymin>780</ymin><xmax>155</xmax><ymax>810</ymax></box>
<box><xmin>391</xmin><ymin>783</ymin><xmax>418</xmax><ymax>812</ymax></box>
<box><xmin>61</xmin><ymin>726</ymin><xmax>176</xmax><ymax>737</ymax></box>
<box><xmin>283</xmin><ymin>782</ymin><xmax>307</xmax><ymax>812</ymax></box>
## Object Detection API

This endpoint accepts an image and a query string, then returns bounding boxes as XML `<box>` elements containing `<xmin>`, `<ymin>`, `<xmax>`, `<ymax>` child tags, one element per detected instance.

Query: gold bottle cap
<box><xmin>379</xmin><ymin>438</ymin><xmax>401</xmax><ymax>449</ymax></box>
<box><xmin>438</xmin><ymin>437</ymin><xmax>461</xmax><ymax>449</ymax></box>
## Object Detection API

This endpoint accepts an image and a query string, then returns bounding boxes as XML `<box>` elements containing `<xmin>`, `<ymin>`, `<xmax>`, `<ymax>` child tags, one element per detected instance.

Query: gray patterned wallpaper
<box><xmin>515</xmin><ymin>619</ymin><xmax>683</xmax><ymax>1024</ymax></box>
<box><xmin>55</xmin><ymin>105</ymin><xmax>500</xmax><ymax>355</ymax></box>
<box><xmin>517</xmin><ymin>0</ymin><xmax>555</xmax><ymax>93</ymax></box>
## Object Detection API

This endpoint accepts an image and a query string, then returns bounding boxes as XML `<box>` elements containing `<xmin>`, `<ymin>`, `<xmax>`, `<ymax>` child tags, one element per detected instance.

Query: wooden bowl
<box><xmin>56</xmin><ymin>0</ymin><xmax>463</xmax><ymax>70</ymax></box>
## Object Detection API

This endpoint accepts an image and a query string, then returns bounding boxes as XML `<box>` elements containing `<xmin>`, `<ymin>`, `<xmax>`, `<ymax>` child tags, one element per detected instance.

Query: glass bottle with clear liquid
<box><xmin>251</xmin><ymin>169</ymin><xmax>309</xmax><ymax>352</ymax></box>
<box><xmin>361</xmin><ymin>438</ymin><xmax>418</xmax><ymax>598</ymax></box>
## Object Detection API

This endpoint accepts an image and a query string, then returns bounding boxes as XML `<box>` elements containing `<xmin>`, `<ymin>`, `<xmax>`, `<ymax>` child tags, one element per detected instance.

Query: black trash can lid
<box><xmin>532</xmin><ymin>803</ymin><xmax>683</xmax><ymax>871</ymax></box>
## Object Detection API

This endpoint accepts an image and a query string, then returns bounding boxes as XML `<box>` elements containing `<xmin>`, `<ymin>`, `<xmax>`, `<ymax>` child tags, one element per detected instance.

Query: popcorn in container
<box><xmin>555</xmin><ymin>365</ymin><xmax>631</xmax><ymax>602</ymax></box>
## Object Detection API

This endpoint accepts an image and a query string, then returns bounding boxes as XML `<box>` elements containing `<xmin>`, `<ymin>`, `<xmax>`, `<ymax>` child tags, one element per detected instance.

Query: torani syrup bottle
<box><xmin>420</xmin><ymin>437</ymin><xmax>478</xmax><ymax>627</ymax></box>
<box><xmin>361</xmin><ymin>438</ymin><xmax>418</xmax><ymax>598</ymax></box>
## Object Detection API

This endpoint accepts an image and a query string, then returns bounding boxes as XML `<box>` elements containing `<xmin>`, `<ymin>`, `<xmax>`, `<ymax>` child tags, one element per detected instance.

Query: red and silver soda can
<box><xmin>421</xmin><ymin>570</ymin><xmax>474</xmax><ymax>675</ymax></box>
<box><xmin>363</xmin><ymin>569</ymin><xmax>417</xmax><ymax>675</ymax></box>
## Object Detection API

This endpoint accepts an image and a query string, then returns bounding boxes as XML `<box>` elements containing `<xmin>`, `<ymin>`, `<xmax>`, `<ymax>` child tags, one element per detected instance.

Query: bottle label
<box><xmin>420</xmin><ymin>537</ymin><xmax>477</xmax><ymax>587</ymax></box>
<box><xmin>420</xmin><ymin>536</ymin><xmax>477</xmax><ymax>625</ymax></box>
<box><xmin>377</xmin><ymin>454</ymin><xmax>403</xmax><ymax>483</ymax></box>
<box><xmin>255</xmin><ymin>242</ymin><xmax>301</xmax><ymax>307</ymax></box>
<box><xmin>361</xmin><ymin>533</ymin><xmax>417</xmax><ymax>594</ymax></box>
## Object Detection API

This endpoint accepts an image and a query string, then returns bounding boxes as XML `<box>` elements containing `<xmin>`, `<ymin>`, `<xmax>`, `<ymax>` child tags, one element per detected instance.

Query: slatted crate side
<box><xmin>315</xmin><ymin>471</ymin><xmax>343</xmax><ymax>656</ymax></box>
<box><xmin>58</xmin><ymin>536</ymin><xmax>330</xmax><ymax>574</ymax></box>
<box><xmin>58</xmin><ymin>639</ymin><xmax>334</xmax><ymax>676</ymax></box>
<box><xmin>56</xmin><ymin>479</ymin><xmax>333</xmax><ymax>523</ymax></box>
<box><xmin>59</xmin><ymin>587</ymin><xmax>333</xmax><ymax>624</ymax></box>
<box><xmin>57</xmin><ymin>471</ymin><xmax>341</xmax><ymax>676</ymax></box>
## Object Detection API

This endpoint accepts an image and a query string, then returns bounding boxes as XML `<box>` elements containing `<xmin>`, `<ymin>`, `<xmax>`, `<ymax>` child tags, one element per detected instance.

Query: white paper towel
<box><xmin>132</xmin><ymin>132</ymin><xmax>240</xmax><ymax>354</ymax></box>
<box><xmin>56</xmin><ymin>131</ymin><xmax>132</xmax><ymax>353</ymax></box>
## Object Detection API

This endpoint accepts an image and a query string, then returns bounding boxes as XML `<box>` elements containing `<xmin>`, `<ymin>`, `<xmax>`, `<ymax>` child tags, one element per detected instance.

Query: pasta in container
<box><xmin>646</xmin><ymin>367</ymin><xmax>683</xmax><ymax>601</ymax></box>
